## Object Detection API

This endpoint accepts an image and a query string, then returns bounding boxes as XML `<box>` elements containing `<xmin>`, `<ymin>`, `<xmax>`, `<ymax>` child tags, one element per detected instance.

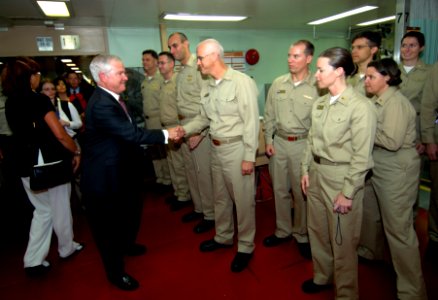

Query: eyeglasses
<box><xmin>401</xmin><ymin>43</ymin><xmax>419</xmax><ymax>49</ymax></box>
<box><xmin>196</xmin><ymin>53</ymin><xmax>214</xmax><ymax>62</ymax></box>
<box><xmin>351</xmin><ymin>45</ymin><xmax>370</xmax><ymax>51</ymax></box>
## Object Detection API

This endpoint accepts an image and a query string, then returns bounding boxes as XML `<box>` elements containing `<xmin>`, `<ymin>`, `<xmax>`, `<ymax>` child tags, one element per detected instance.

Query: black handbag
<box><xmin>30</xmin><ymin>158</ymin><xmax>73</xmax><ymax>191</ymax></box>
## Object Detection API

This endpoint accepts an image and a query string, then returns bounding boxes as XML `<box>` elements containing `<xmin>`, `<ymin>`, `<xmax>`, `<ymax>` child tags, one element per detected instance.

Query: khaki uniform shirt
<box><xmin>421</xmin><ymin>62</ymin><xmax>438</xmax><ymax>144</ymax></box>
<box><xmin>347</xmin><ymin>73</ymin><xmax>367</xmax><ymax>97</ymax></box>
<box><xmin>399</xmin><ymin>59</ymin><xmax>430</xmax><ymax>113</ymax></box>
<box><xmin>159</xmin><ymin>73</ymin><xmax>179</xmax><ymax>127</ymax></box>
<box><xmin>176</xmin><ymin>54</ymin><xmax>207</xmax><ymax>118</ymax></box>
<box><xmin>263</xmin><ymin>72</ymin><xmax>320</xmax><ymax>144</ymax></box>
<box><xmin>184</xmin><ymin>67</ymin><xmax>260</xmax><ymax>162</ymax></box>
<box><xmin>141</xmin><ymin>70</ymin><xmax>162</xmax><ymax>118</ymax></box>
<box><xmin>301</xmin><ymin>86</ymin><xmax>376</xmax><ymax>198</ymax></box>
<box><xmin>372</xmin><ymin>87</ymin><xmax>416</xmax><ymax>150</ymax></box>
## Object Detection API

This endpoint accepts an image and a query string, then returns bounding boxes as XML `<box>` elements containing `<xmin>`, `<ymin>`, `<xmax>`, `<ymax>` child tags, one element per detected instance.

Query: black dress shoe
<box><xmin>297</xmin><ymin>242</ymin><xmax>312</xmax><ymax>260</ymax></box>
<box><xmin>125</xmin><ymin>244</ymin><xmax>147</xmax><ymax>256</ymax></box>
<box><xmin>301</xmin><ymin>279</ymin><xmax>332</xmax><ymax>294</ymax></box>
<box><xmin>170</xmin><ymin>200</ymin><xmax>192</xmax><ymax>211</ymax></box>
<box><xmin>263</xmin><ymin>234</ymin><xmax>292</xmax><ymax>247</ymax></box>
<box><xmin>25</xmin><ymin>261</ymin><xmax>51</xmax><ymax>277</ymax></box>
<box><xmin>231</xmin><ymin>252</ymin><xmax>253</xmax><ymax>272</ymax></box>
<box><xmin>108</xmin><ymin>273</ymin><xmax>139</xmax><ymax>291</ymax></box>
<box><xmin>199</xmin><ymin>239</ymin><xmax>232</xmax><ymax>252</ymax></box>
<box><xmin>181</xmin><ymin>211</ymin><xmax>203</xmax><ymax>223</ymax></box>
<box><xmin>193</xmin><ymin>219</ymin><xmax>215</xmax><ymax>234</ymax></box>
<box><xmin>61</xmin><ymin>243</ymin><xmax>85</xmax><ymax>260</ymax></box>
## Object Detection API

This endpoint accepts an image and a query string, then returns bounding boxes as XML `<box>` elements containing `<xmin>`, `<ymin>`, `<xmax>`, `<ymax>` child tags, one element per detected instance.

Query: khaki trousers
<box><xmin>211</xmin><ymin>140</ymin><xmax>256</xmax><ymax>253</ymax></box>
<box><xmin>166</xmin><ymin>140</ymin><xmax>190</xmax><ymax>200</ymax></box>
<box><xmin>180</xmin><ymin>137</ymin><xmax>214</xmax><ymax>219</ymax></box>
<box><xmin>429</xmin><ymin>160</ymin><xmax>438</xmax><ymax>242</ymax></box>
<box><xmin>357</xmin><ymin>175</ymin><xmax>386</xmax><ymax>260</ymax></box>
<box><xmin>146</xmin><ymin>116</ymin><xmax>170</xmax><ymax>185</ymax></box>
<box><xmin>307</xmin><ymin>161</ymin><xmax>362</xmax><ymax>300</ymax></box>
<box><xmin>270</xmin><ymin>137</ymin><xmax>308</xmax><ymax>242</ymax></box>
<box><xmin>372</xmin><ymin>147</ymin><xmax>427</xmax><ymax>300</ymax></box>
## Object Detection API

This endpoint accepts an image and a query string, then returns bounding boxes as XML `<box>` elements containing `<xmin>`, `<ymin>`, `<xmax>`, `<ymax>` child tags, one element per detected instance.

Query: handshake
<box><xmin>167</xmin><ymin>125</ymin><xmax>186</xmax><ymax>142</ymax></box>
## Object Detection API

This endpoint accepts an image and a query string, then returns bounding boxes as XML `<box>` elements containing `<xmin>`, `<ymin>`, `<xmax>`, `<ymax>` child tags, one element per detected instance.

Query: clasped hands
<box><xmin>167</xmin><ymin>125</ymin><xmax>186</xmax><ymax>142</ymax></box>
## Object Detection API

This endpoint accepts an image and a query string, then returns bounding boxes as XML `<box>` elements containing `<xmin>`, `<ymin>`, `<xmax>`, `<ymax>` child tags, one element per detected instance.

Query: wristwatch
<box><xmin>74</xmin><ymin>150</ymin><xmax>81</xmax><ymax>156</ymax></box>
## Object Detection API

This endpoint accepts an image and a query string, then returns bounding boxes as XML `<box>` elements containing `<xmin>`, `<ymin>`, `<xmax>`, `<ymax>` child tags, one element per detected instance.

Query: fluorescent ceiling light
<box><xmin>66</xmin><ymin>63</ymin><xmax>76</xmax><ymax>66</ymax></box>
<box><xmin>163</xmin><ymin>13</ymin><xmax>247</xmax><ymax>22</ymax></box>
<box><xmin>308</xmin><ymin>5</ymin><xmax>378</xmax><ymax>25</ymax></box>
<box><xmin>61</xmin><ymin>59</ymin><xmax>72</xmax><ymax>63</ymax></box>
<box><xmin>37</xmin><ymin>1</ymin><xmax>70</xmax><ymax>17</ymax></box>
<box><xmin>356</xmin><ymin>15</ymin><xmax>396</xmax><ymax>26</ymax></box>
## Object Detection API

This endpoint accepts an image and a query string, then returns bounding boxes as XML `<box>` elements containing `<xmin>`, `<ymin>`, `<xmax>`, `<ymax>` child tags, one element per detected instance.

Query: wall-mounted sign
<box><xmin>60</xmin><ymin>35</ymin><xmax>80</xmax><ymax>50</ymax></box>
<box><xmin>36</xmin><ymin>36</ymin><xmax>54</xmax><ymax>52</ymax></box>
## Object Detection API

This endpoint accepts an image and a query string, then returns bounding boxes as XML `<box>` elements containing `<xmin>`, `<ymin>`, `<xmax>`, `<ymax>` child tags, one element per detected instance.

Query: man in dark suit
<box><xmin>81</xmin><ymin>54</ymin><xmax>178</xmax><ymax>291</ymax></box>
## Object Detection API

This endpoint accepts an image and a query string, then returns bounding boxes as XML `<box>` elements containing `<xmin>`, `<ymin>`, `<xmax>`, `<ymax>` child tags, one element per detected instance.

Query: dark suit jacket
<box><xmin>81</xmin><ymin>86</ymin><xmax>164</xmax><ymax>196</ymax></box>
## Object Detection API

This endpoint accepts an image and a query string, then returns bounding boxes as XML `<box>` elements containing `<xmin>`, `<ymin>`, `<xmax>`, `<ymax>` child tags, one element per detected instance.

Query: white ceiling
<box><xmin>0</xmin><ymin>0</ymin><xmax>396</xmax><ymax>32</ymax></box>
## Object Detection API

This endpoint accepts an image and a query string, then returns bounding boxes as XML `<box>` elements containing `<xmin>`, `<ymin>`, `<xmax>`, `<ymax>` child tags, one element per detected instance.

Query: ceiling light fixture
<box><xmin>308</xmin><ymin>5</ymin><xmax>378</xmax><ymax>25</ymax></box>
<box><xmin>162</xmin><ymin>13</ymin><xmax>247</xmax><ymax>22</ymax></box>
<box><xmin>61</xmin><ymin>59</ymin><xmax>72</xmax><ymax>63</ymax></box>
<box><xmin>37</xmin><ymin>1</ymin><xmax>70</xmax><ymax>17</ymax></box>
<box><xmin>356</xmin><ymin>15</ymin><xmax>396</xmax><ymax>26</ymax></box>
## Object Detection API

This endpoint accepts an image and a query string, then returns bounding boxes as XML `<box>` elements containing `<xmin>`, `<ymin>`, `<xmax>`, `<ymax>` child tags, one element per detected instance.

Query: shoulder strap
<box><xmin>60</xmin><ymin>101</ymin><xmax>72</xmax><ymax>121</ymax></box>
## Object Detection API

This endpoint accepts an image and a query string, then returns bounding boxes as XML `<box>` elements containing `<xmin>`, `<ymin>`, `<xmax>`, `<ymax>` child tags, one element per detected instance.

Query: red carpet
<box><xmin>0</xmin><ymin>174</ymin><xmax>437</xmax><ymax>300</ymax></box>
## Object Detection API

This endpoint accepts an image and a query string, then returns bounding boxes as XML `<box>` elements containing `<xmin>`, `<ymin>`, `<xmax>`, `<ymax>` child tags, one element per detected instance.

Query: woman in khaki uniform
<box><xmin>365</xmin><ymin>58</ymin><xmax>427</xmax><ymax>300</ymax></box>
<box><xmin>301</xmin><ymin>48</ymin><xmax>376</xmax><ymax>299</ymax></box>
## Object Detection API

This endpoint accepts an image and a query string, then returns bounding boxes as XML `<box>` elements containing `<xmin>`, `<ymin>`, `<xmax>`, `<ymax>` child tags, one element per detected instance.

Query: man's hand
<box><xmin>301</xmin><ymin>175</ymin><xmax>309</xmax><ymax>195</ymax></box>
<box><xmin>188</xmin><ymin>135</ymin><xmax>204</xmax><ymax>150</ymax></box>
<box><xmin>167</xmin><ymin>126</ymin><xmax>185</xmax><ymax>141</ymax></box>
<box><xmin>426</xmin><ymin>143</ymin><xmax>438</xmax><ymax>161</ymax></box>
<box><xmin>241</xmin><ymin>160</ymin><xmax>254</xmax><ymax>176</ymax></box>
<box><xmin>265</xmin><ymin>144</ymin><xmax>275</xmax><ymax>156</ymax></box>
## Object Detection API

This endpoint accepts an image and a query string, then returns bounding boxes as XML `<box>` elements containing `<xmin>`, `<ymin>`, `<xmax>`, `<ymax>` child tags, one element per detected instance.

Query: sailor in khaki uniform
<box><xmin>181</xmin><ymin>39</ymin><xmax>259</xmax><ymax>273</ymax></box>
<box><xmin>421</xmin><ymin>61</ymin><xmax>438</xmax><ymax>266</ymax></box>
<box><xmin>141</xmin><ymin>50</ymin><xmax>171</xmax><ymax>186</ymax></box>
<box><xmin>263</xmin><ymin>40</ymin><xmax>320</xmax><ymax>258</ymax></box>
<box><xmin>347</xmin><ymin>31</ymin><xmax>386</xmax><ymax>261</ymax></box>
<box><xmin>301</xmin><ymin>48</ymin><xmax>376</xmax><ymax>299</ymax></box>
<box><xmin>399</xmin><ymin>31</ymin><xmax>430</xmax><ymax>150</ymax></box>
<box><xmin>158</xmin><ymin>52</ymin><xmax>191</xmax><ymax>203</ymax></box>
<box><xmin>365</xmin><ymin>58</ymin><xmax>427</xmax><ymax>300</ymax></box>
<box><xmin>168</xmin><ymin>32</ymin><xmax>215</xmax><ymax>233</ymax></box>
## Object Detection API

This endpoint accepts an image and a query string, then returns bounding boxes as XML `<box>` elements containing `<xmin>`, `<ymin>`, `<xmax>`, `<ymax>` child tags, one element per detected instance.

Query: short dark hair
<box><xmin>402</xmin><ymin>31</ymin><xmax>425</xmax><ymax>47</ymax></box>
<box><xmin>142</xmin><ymin>49</ymin><xmax>158</xmax><ymax>60</ymax></box>
<box><xmin>159</xmin><ymin>51</ymin><xmax>175</xmax><ymax>63</ymax></box>
<box><xmin>293</xmin><ymin>40</ymin><xmax>315</xmax><ymax>56</ymax></box>
<box><xmin>319</xmin><ymin>47</ymin><xmax>355</xmax><ymax>77</ymax></box>
<box><xmin>367</xmin><ymin>58</ymin><xmax>402</xmax><ymax>86</ymax></box>
<box><xmin>168</xmin><ymin>32</ymin><xmax>188</xmax><ymax>43</ymax></box>
<box><xmin>352</xmin><ymin>31</ymin><xmax>382</xmax><ymax>48</ymax></box>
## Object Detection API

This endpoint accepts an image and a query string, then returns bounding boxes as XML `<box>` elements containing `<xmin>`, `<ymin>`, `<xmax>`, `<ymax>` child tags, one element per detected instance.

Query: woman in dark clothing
<box><xmin>2</xmin><ymin>57</ymin><xmax>83</xmax><ymax>276</ymax></box>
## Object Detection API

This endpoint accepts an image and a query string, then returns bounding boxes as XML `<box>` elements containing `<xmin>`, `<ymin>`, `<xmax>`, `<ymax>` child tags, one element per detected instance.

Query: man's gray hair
<box><xmin>89</xmin><ymin>54</ymin><xmax>122</xmax><ymax>83</ymax></box>
<box><xmin>197</xmin><ymin>39</ymin><xmax>224</xmax><ymax>58</ymax></box>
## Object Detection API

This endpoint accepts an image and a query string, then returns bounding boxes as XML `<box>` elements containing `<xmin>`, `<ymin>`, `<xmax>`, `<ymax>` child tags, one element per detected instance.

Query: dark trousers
<box><xmin>84</xmin><ymin>190</ymin><xmax>143</xmax><ymax>278</ymax></box>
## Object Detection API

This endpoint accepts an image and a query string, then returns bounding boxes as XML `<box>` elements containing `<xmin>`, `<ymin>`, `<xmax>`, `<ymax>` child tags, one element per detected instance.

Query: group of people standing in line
<box><xmin>0</xmin><ymin>29</ymin><xmax>437</xmax><ymax>299</ymax></box>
